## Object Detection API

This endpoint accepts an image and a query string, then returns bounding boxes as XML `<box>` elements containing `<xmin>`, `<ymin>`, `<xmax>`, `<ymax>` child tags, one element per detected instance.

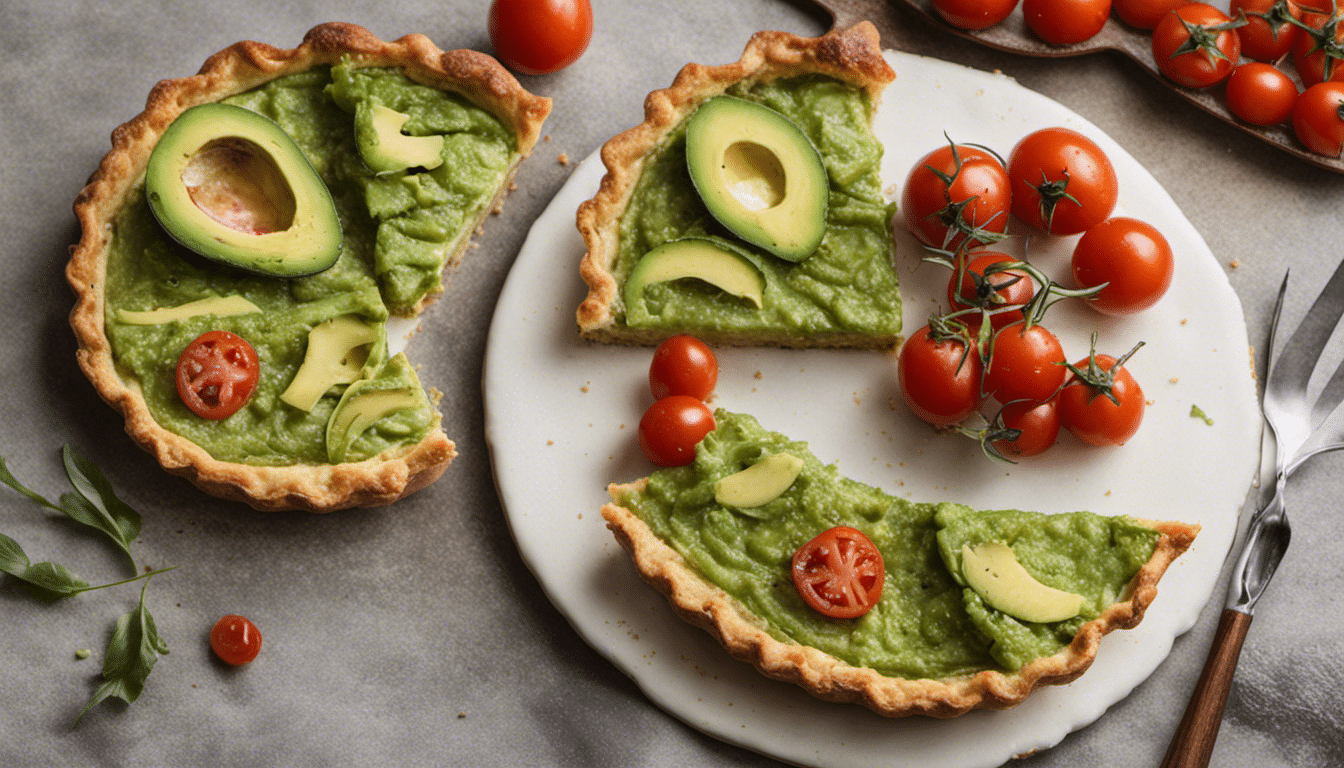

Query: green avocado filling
<box><xmin>615</xmin><ymin>75</ymin><xmax>901</xmax><ymax>337</ymax></box>
<box><xmin>103</xmin><ymin>61</ymin><xmax>517</xmax><ymax>465</ymax></box>
<box><xmin>613</xmin><ymin>411</ymin><xmax>1160</xmax><ymax>679</ymax></box>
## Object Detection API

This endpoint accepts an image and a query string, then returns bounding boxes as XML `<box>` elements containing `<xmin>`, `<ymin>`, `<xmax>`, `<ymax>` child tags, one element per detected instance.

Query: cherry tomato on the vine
<box><xmin>649</xmin><ymin>334</ymin><xmax>717</xmax><ymax>401</ymax></box>
<box><xmin>1007</xmin><ymin>127</ymin><xmax>1118</xmax><ymax>235</ymax></box>
<box><xmin>901</xmin><ymin>142</ymin><xmax>1011</xmax><ymax>253</ymax></box>
<box><xmin>1231</xmin><ymin>0</ymin><xmax>1302</xmax><ymax>61</ymax></box>
<box><xmin>488</xmin><ymin>0</ymin><xmax>594</xmax><ymax>75</ymax></box>
<box><xmin>792</xmin><ymin>526</ymin><xmax>885</xmax><ymax>619</ymax></box>
<box><xmin>1071</xmin><ymin>217</ymin><xmax>1175</xmax><ymax>315</ymax></box>
<box><xmin>175</xmin><ymin>330</ymin><xmax>259</xmax><ymax>420</ymax></box>
<box><xmin>1058</xmin><ymin>350</ymin><xmax>1146</xmax><ymax>446</ymax></box>
<box><xmin>1151</xmin><ymin>3</ymin><xmax>1243</xmax><ymax>89</ymax></box>
<box><xmin>210</xmin><ymin>614</ymin><xmax>262</xmax><ymax>666</ymax></box>
<box><xmin>991</xmin><ymin>398</ymin><xmax>1061</xmax><ymax>458</ymax></box>
<box><xmin>946</xmin><ymin>252</ymin><xmax>1035</xmax><ymax>330</ymax></box>
<box><xmin>638</xmin><ymin>395</ymin><xmax>715</xmax><ymax>467</ymax></box>
<box><xmin>1022</xmin><ymin>0</ymin><xmax>1113</xmax><ymax>44</ymax></box>
<box><xmin>898</xmin><ymin>324</ymin><xmax>983</xmax><ymax>426</ymax></box>
<box><xmin>985</xmin><ymin>323</ymin><xmax>1068</xmax><ymax>404</ymax></box>
<box><xmin>1293</xmin><ymin>81</ymin><xmax>1344</xmax><ymax>155</ymax></box>
<box><xmin>931</xmin><ymin>0</ymin><xmax>1020</xmax><ymax>30</ymax></box>
<box><xmin>1226</xmin><ymin>62</ymin><xmax>1300</xmax><ymax>126</ymax></box>
<box><xmin>1291</xmin><ymin>8</ymin><xmax>1344</xmax><ymax>87</ymax></box>
<box><xmin>1114</xmin><ymin>0</ymin><xmax>1190</xmax><ymax>30</ymax></box>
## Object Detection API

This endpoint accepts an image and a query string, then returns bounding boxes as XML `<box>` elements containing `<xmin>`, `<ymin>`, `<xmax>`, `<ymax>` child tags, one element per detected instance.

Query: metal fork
<box><xmin>1162</xmin><ymin>261</ymin><xmax>1344</xmax><ymax>768</ymax></box>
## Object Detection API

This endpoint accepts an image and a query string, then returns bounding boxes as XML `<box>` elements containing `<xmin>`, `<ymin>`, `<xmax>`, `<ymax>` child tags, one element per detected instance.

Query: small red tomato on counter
<box><xmin>1058</xmin><ymin>341</ymin><xmax>1146</xmax><ymax>446</ymax></box>
<box><xmin>946</xmin><ymin>252</ymin><xmax>1035</xmax><ymax>331</ymax></box>
<box><xmin>898</xmin><ymin>323</ymin><xmax>984</xmax><ymax>426</ymax></box>
<box><xmin>931</xmin><ymin>0</ymin><xmax>1020</xmax><ymax>30</ymax></box>
<box><xmin>991</xmin><ymin>398</ymin><xmax>1062</xmax><ymax>458</ymax></box>
<box><xmin>649</xmin><ymin>334</ymin><xmax>717</xmax><ymax>401</ymax></box>
<box><xmin>1151</xmin><ymin>3</ymin><xmax>1244</xmax><ymax>89</ymax></box>
<box><xmin>1293</xmin><ymin>81</ymin><xmax>1344</xmax><ymax>156</ymax></box>
<box><xmin>1231</xmin><ymin>0</ymin><xmax>1302</xmax><ymax>61</ymax></box>
<box><xmin>984</xmin><ymin>322</ymin><xmax>1068</xmax><ymax>404</ymax></box>
<box><xmin>1022</xmin><ymin>0</ymin><xmax>1112</xmax><ymax>45</ymax></box>
<box><xmin>1226</xmin><ymin>62</ymin><xmax>1300</xmax><ymax>126</ymax></box>
<box><xmin>901</xmin><ymin>140</ymin><xmax>1011</xmax><ymax>252</ymax></box>
<box><xmin>1114</xmin><ymin>0</ymin><xmax>1190</xmax><ymax>30</ymax></box>
<box><xmin>176</xmin><ymin>330</ymin><xmax>260</xmax><ymax>420</ymax></box>
<box><xmin>210</xmin><ymin>614</ymin><xmax>262</xmax><ymax>666</ymax></box>
<box><xmin>1290</xmin><ymin>6</ymin><xmax>1344</xmax><ymax>87</ymax></box>
<box><xmin>638</xmin><ymin>395</ymin><xmax>715</xmax><ymax>467</ymax></box>
<box><xmin>1007</xmin><ymin>127</ymin><xmax>1118</xmax><ymax>235</ymax></box>
<box><xmin>488</xmin><ymin>0</ymin><xmax>594</xmax><ymax>75</ymax></box>
<box><xmin>792</xmin><ymin>526</ymin><xmax>885</xmax><ymax>619</ymax></box>
<box><xmin>1071</xmin><ymin>217</ymin><xmax>1175</xmax><ymax>315</ymax></box>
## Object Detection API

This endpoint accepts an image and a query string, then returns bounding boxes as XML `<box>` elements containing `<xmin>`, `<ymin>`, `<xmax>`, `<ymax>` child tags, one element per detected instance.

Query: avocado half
<box><xmin>145</xmin><ymin>103</ymin><xmax>342</xmax><ymax>277</ymax></box>
<box><xmin>685</xmin><ymin>96</ymin><xmax>828</xmax><ymax>262</ymax></box>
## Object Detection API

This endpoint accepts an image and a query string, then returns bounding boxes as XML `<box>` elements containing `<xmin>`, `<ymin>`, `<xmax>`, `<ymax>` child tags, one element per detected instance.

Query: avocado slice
<box><xmin>355</xmin><ymin>103</ymin><xmax>446</xmax><ymax>174</ymax></box>
<box><xmin>624</xmin><ymin>237</ymin><xmax>765</xmax><ymax>322</ymax></box>
<box><xmin>685</xmin><ymin>96</ymin><xmax>828</xmax><ymax>262</ymax></box>
<box><xmin>145</xmin><ymin>103</ymin><xmax>342</xmax><ymax>277</ymax></box>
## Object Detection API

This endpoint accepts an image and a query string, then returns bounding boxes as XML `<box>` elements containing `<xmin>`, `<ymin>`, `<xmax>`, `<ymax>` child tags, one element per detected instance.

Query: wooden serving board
<box><xmin>807</xmin><ymin>0</ymin><xmax>1344</xmax><ymax>174</ymax></box>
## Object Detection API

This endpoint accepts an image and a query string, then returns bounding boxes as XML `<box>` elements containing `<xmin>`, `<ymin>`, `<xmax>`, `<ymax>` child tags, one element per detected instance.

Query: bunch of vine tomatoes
<box><xmin>897</xmin><ymin>128</ymin><xmax>1172</xmax><ymax>460</ymax></box>
<box><xmin>930</xmin><ymin>0</ymin><xmax>1344</xmax><ymax>157</ymax></box>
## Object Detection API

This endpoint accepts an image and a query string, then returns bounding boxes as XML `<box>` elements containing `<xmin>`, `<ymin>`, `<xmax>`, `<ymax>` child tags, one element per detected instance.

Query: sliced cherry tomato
<box><xmin>898</xmin><ymin>323</ymin><xmax>983</xmax><ymax>426</ymax></box>
<box><xmin>1058</xmin><ymin>347</ymin><xmax>1146</xmax><ymax>446</ymax></box>
<box><xmin>175</xmin><ymin>330</ymin><xmax>259</xmax><ymax>420</ymax></box>
<box><xmin>901</xmin><ymin>141</ymin><xmax>1010</xmax><ymax>253</ymax></box>
<box><xmin>488</xmin><ymin>0</ymin><xmax>593</xmax><ymax>75</ymax></box>
<box><xmin>1114</xmin><ymin>0</ymin><xmax>1192</xmax><ymax>30</ymax></box>
<box><xmin>931</xmin><ymin>0</ymin><xmax>1020</xmax><ymax>29</ymax></box>
<box><xmin>1226</xmin><ymin>62</ymin><xmax>1300</xmax><ymax>126</ymax></box>
<box><xmin>649</xmin><ymin>334</ymin><xmax>717</xmax><ymax>401</ymax></box>
<box><xmin>1151</xmin><ymin>3</ymin><xmax>1243</xmax><ymax>89</ymax></box>
<box><xmin>1293</xmin><ymin>81</ymin><xmax>1344</xmax><ymax>155</ymax></box>
<box><xmin>1071</xmin><ymin>217</ymin><xmax>1175</xmax><ymax>315</ymax></box>
<box><xmin>792</xmin><ymin>526</ymin><xmax>885</xmax><ymax>619</ymax></box>
<box><xmin>1022</xmin><ymin>0</ymin><xmax>1113</xmax><ymax>44</ymax></box>
<box><xmin>1290</xmin><ymin>7</ymin><xmax>1344</xmax><ymax>87</ymax></box>
<box><xmin>991</xmin><ymin>398</ymin><xmax>1061</xmax><ymax>458</ymax></box>
<box><xmin>946</xmin><ymin>252</ymin><xmax>1035</xmax><ymax>330</ymax></box>
<box><xmin>985</xmin><ymin>323</ymin><xmax>1068</xmax><ymax>404</ymax></box>
<box><xmin>1007</xmin><ymin>127</ymin><xmax>1118</xmax><ymax>235</ymax></box>
<box><xmin>1232</xmin><ymin>0</ymin><xmax>1303</xmax><ymax>60</ymax></box>
<box><xmin>210</xmin><ymin>614</ymin><xmax>262</xmax><ymax>665</ymax></box>
<box><xmin>638</xmin><ymin>395</ymin><xmax>715</xmax><ymax>467</ymax></box>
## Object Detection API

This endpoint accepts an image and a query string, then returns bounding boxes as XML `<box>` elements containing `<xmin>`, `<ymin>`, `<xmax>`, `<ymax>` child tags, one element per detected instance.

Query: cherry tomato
<box><xmin>1226</xmin><ymin>62</ymin><xmax>1300</xmax><ymax>126</ymax></box>
<box><xmin>175</xmin><ymin>330</ymin><xmax>259</xmax><ymax>420</ymax></box>
<box><xmin>1232</xmin><ymin>0</ymin><xmax>1302</xmax><ymax>61</ymax></box>
<box><xmin>1071</xmin><ymin>217</ymin><xmax>1175</xmax><ymax>315</ymax></box>
<box><xmin>1022</xmin><ymin>0</ymin><xmax>1113</xmax><ymax>44</ymax></box>
<box><xmin>897</xmin><ymin>324</ymin><xmax>983</xmax><ymax>426</ymax></box>
<box><xmin>1151</xmin><ymin>3</ymin><xmax>1242</xmax><ymax>89</ymax></box>
<box><xmin>649</xmin><ymin>334</ymin><xmax>717</xmax><ymax>401</ymax></box>
<box><xmin>1007</xmin><ymin>127</ymin><xmax>1119</xmax><ymax>235</ymax></box>
<box><xmin>638</xmin><ymin>395</ymin><xmax>715</xmax><ymax>467</ymax></box>
<box><xmin>210</xmin><ymin>614</ymin><xmax>262</xmax><ymax>666</ymax></box>
<box><xmin>901</xmin><ymin>142</ymin><xmax>1011</xmax><ymax>253</ymax></box>
<box><xmin>931</xmin><ymin>0</ymin><xmax>1020</xmax><ymax>29</ymax></box>
<box><xmin>985</xmin><ymin>323</ymin><xmax>1068</xmax><ymax>403</ymax></box>
<box><xmin>488</xmin><ymin>0</ymin><xmax>594</xmax><ymax>75</ymax></box>
<box><xmin>1293</xmin><ymin>81</ymin><xmax>1344</xmax><ymax>155</ymax></box>
<box><xmin>1058</xmin><ymin>350</ymin><xmax>1146</xmax><ymax>446</ymax></box>
<box><xmin>792</xmin><ymin>526</ymin><xmax>885</xmax><ymax>619</ymax></box>
<box><xmin>992</xmin><ymin>398</ymin><xmax>1061</xmax><ymax>458</ymax></box>
<box><xmin>1291</xmin><ymin>8</ymin><xmax>1344</xmax><ymax>87</ymax></box>
<box><xmin>946</xmin><ymin>252</ymin><xmax>1035</xmax><ymax>330</ymax></box>
<box><xmin>1114</xmin><ymin>0</ymin><xmax>1191</xmax><ymax>30</ymax></box>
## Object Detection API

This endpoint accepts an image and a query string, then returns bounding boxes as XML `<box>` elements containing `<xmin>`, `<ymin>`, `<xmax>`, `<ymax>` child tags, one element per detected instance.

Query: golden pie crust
<box><xmin>602</xmin><ymin>478</ymin><xmax>1199</xmax><ymax>718</ymax></box>
<box><xmin>575</xmin><ymin>22</ymin><xmax>898</xmax><ymax>347</ymax></box>
<box><xmin>66</xmin><ymin>22</ymin><xmax>551</xmax><ymax>512</ymax></box>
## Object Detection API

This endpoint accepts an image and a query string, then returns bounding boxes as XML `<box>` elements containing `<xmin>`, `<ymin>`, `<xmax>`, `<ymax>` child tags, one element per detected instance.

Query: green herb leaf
<box><xmin>0</xmin><ymin>533</ymin><xmax>93</xmax><ymax>601</ymax></box>
<box><xmin>0</xmin><ymin>456</ymin><xmax>63</xmax><ymax>512</ymax></box>
<box><xmin>76</xmin><ymin>578</ymin><xmax>168</xmax><ymax>723</ymax></box>
<box><xmin>60</xmin><ymin>446</ymin><xmax>142</xmax><ymax>564</ymax></box>
<box><xmin>1190</xmin><ymin>404</ymin><xmax>1215</xmax><ymax>426</ymax></box>
<box><xmin>0</xmin><ymin>532</ymin><xmax>29</xmax><ymax>576</ymax></box>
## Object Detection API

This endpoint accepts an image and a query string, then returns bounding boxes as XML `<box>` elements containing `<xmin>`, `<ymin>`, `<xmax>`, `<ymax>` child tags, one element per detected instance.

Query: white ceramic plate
<box><xmin>483</xmin><ymin>50</ymin><xmax>1260</xmax><ymax>768</ymax></box>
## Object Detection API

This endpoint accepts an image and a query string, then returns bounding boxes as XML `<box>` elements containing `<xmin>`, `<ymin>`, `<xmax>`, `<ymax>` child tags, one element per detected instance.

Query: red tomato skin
<box><xmin>1071</xmin><ymin>217</ymin><xmax>1175</xmax><ymax>315</ymax></box>
<box><xmin>210</xmin><ymin>614</ymin><xmax>262</xmax><ymax>666</ymax></box>
<box><xmin>1152</xmin><ymin>4</ymin><xmax>1241</xmax><ymax>89</ymax></box>
<box><xmin>175</xmin><ymin>330</ymin><xmax>260</xmax><ymax>420</ymax></box>
<box><xmin>649</xmin><ymin>335</ymin><xmax>718</xmax><ymax>401</ymax></box>
<box><xmin>638</xmin><ymin>396</ymin><xmax>715</xmax><ymax>467</ymax></box>
<box><xmin>1023</xmin><ymin>0</ymin><xmax>1112</xmax><ymax>44</ymax></box>
<box><xmin>1294</xmin><ymin>81</ymin><xmax>1344</xmax><ymax>155</ymax></box>
<box><xmin>932</xmin><ymin>0</ymin><xmax>1020</xmax><ymax>29</ymax></box>
<box><xmin>1058</xmin><ymin>355</ymin><xmax>1145</xmax><ymax>446</ymax></box>
<box><xmin>1114</xmin><ymin>0</ymin><xmax>1189</xmax><ymax>30</ymax></box>
<box><xmin>897</xmin><ymin>326</ymin><xmax>983</xmax><ymax>426</ymax></box>
<box><xmin>992</xmin><ymin>398</ymin><xmax>1061</xmax><ymax>458</ymax></box>
<box><xmin>985</xmin><ymin>323</ymin><xmax>1068</xmax><ymax>403</ymax></box>
<box><xmin>1291</xmin><ymin>9</ymin><xmax>1344</xmax><ymax>87</ymax></box>
<box><xmin>488</xmin><ymin>0</ymin><xmax>594</xmax><ymax>75</ymax></box>
<box><xmin>1232</xmin><ymin>0</ymin><xmax>1302</xmax><ymax>61</ymax></box>
<box><xmin>1226</xmin><ymin>63</ymin><xmax>1300</xmax><ymax>126</ymax></box>
<box><xmin>1007</xmin><ymin>127</ymin><xmax>1119</xmax><ymax>235</ymax></box>
<box><xmin>946</xmin><ymin>252</ymin><xmax>1034</xmax><ymax>330</ymax></box>
<box><xmin>792</xmin><ymin>526</ymin><xmax>885</xmax><ymax>619</ymax></box>
<box><xmin>901</xmin><ymin>144</ymin><xmax>1010</xmax><ymax>252</ymax></box>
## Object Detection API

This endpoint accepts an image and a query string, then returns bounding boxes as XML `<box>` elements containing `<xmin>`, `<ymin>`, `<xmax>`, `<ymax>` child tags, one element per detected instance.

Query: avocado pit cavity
<box><xmin>722</xmin><ymin>141</ymin><xmax>786</xmax><ymax>212</ymax></box>
<box><xmin>182</xmin><ymin>138</ymin><xmax>296</xmax><ymax>236</ymax></box>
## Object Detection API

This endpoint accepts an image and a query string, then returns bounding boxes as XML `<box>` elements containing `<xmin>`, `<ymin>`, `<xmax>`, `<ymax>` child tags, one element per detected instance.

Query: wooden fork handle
<box><xmin>1160</xmin><ymin>608</ymin><xmax>1254</xmax><ymax>768</ymax></box>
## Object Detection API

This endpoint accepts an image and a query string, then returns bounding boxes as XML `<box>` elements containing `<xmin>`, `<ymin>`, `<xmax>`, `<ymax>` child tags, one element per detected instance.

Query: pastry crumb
<box><xmin>558</xmin><ymin>153</ymin><xmax>570</xmax><ymax>165</ymax></box>
<box><xmin>75</xmin><ymin>649</ymin><xmax>90</xmax><ymax>660</ymax></box>
<box><xmin>1229</xmin><ymin>259</ymin><xmax>1240</xmax><ymax>268</ymax></box>
<box><xmin>580</xmin><ymin>384</ymin><xmax>590</xmax><ymax>393</ymax></box>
